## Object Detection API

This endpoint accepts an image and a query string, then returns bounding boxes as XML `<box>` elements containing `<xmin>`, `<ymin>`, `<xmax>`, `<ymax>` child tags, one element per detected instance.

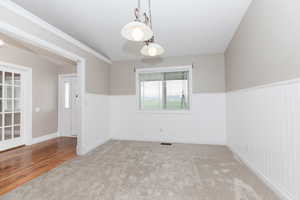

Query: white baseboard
<box><xmin>228</xmin><ymin>146</ymin><xmax>295</xmax><ymax>200</ymax></box>
<box><xmin>31</xmin><ymin>132</ymin><xmax>59</xmax><ymax>145</ymax></box>
<box><xmin>112</xmin><ymin>137</ymin><xmax>226</xmax><ymax>146</ymax></box>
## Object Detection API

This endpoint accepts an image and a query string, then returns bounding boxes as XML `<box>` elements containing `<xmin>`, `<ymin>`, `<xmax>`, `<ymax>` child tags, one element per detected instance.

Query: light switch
<box><xmin>35</xmin><ymin>107</ymin><xmax>41</xmax><ymax>112</ymax></box>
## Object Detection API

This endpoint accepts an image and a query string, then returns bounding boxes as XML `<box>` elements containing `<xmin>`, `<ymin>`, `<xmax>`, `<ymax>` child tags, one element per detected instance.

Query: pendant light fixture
<box><xmin>141</xmin><ymin>38</ymin><xmax>164</xmax><ymax>57</ymax></box>
<box><xmin>121</xmin><ymin>0</ymin><xmax>153</xmax><ymax>42</ymax></box>
<box><xmin>0</xmin><ymin>39</ymin><xmax>4</xmax><ymax>47</ymax></box>
<box><xmin>121</xmin><ymin>0</ymin><xmax>164</xmax><ymax>57</ymax></box>
<box><xmin>140</xmin><ymin>0</ymin><xmax>164</xmax><ymax>57</ymax></box>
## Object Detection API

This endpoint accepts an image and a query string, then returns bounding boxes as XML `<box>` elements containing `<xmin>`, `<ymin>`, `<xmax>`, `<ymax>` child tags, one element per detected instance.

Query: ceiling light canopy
<box><xmin>121</xmin><ymin>0</ymin><xmax>164</xmax><ymax>57</ymax></box>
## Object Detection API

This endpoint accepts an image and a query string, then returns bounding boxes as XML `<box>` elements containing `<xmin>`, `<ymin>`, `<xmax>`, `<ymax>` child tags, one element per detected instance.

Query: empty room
<box><xmin>0</xmin><ymin>0</ymin><xmax>298</xmax><ymax>199</ymax></box>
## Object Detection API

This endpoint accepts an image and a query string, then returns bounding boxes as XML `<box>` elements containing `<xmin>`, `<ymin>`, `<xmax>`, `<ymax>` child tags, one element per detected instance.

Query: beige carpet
<box><xmin>1</xmin><ymin>140</ymin><xmax>279</xmax><ymax>200</ymax></box>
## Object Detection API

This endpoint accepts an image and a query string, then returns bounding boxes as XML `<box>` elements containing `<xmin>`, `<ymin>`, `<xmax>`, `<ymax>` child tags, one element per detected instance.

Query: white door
<box><xmin>0</xmin><ymin>66</ymin><xmax>24</xmax><ymax>151</ymax></box>
<box><xmin>59</xmin><ymin>75</ymin><xmax>80</xmax><ymax>137</ymax></box>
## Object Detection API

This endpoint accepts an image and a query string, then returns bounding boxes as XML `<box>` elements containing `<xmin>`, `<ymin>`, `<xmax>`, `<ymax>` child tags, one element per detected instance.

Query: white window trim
<box><xmin>135</xmin><ymin>65</ymin><xmax>193</xmax><ymax>114</ymax></box>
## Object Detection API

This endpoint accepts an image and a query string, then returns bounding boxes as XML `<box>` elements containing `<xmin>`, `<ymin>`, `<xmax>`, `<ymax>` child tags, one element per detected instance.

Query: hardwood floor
<box><xmin>0</xmin><ymin>137</ymin><xmax>77</xmax><ymax>195</ymax></box>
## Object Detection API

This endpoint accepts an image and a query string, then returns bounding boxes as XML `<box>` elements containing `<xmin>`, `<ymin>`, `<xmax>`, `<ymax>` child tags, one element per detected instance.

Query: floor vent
<box><xmin>160</xmin><ymin>143</ymin><xmax>172</xmax><ymax>146</ymax></box>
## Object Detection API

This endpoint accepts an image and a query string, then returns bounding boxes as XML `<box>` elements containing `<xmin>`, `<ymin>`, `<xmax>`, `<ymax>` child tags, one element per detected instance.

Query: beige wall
<box><xmin>0</xmin><ymin>5</ymin><xmax>110</xmax><ymax>94</ymax></box>
<box><xmin>0</xmin><ymin>45</ymin><xmax>76</xmax><ymax>138</ymax></box>
<box><xmin>109</xmin><ymin>54</ymin><xmax>226</xmax><ymax>95</ymax></box>
<box><xmin>86</xmin><ymin>59</ymin><xmax>110</xmax><ymax>94</ymax></box>
<box><xmin>225</xmin><ymin>0</ymin><xmax>300</xmax><ymax>91</ymax></box>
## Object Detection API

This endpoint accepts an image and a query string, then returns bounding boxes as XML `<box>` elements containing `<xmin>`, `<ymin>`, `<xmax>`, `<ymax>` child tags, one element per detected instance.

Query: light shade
<box><xmin>0</xmin><ymin>40</ymin><xmax>4</xmax><ymax>47</ymax></box>
<box><xmin>141</xmin><ymin>43</ymin><xmax>164</xmax><ymax>57</ymax></box>
<box><xmin>121</xmin><ymin>21</ymin><xmax>153</xmax><ymax>42</ymax></box>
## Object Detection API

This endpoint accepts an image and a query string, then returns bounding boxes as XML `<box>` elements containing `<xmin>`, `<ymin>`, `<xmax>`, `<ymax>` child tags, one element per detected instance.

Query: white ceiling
<box><xmin>10</xmin><ymin>0</ymin><xmax>252</xmax><ymax>61</ymax></box>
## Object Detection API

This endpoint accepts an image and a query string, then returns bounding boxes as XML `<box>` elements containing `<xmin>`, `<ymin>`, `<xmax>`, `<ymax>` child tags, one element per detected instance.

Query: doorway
<box><xmin>58</xmin><ymin>74</ymin><xmax>80</xmax><ymax>138</ymax></box>
<box><xmin>0</xmin><ymin>22</ymin><xmax>86</xmax><ymax>155</ymax></box>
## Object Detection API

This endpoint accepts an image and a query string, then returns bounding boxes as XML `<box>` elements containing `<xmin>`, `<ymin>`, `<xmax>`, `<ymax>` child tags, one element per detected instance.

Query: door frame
<box><xmin>0</xmin><ymin>61</ymin><xmax>32</xmax><ymax>151</ymax></box>
<box><xmin>0</xmin><ymin>22</ymin><xmax>86</xmax><ymax>155</ymax></box>
<box><xmin>58</xmin><ymin>73</ymin><xmax>78</xmax><ymax>137</ymax></box>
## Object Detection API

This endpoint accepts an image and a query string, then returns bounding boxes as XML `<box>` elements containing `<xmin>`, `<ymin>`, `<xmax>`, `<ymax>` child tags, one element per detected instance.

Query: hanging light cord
<box><xmin>135</xmin><ymin>0</ymin><xmax>141</xmax><ymax>20</ymax></box>
<box><xmin>148</xmin><ymin>0</ymin><xmax>155</xmax><ymax>42</ymax></box>
<box><xmin>138</xmin><ymin>0</ymin><xmax>141</xmax><ymax>10</ymax></box>
<box><xmin>148</xmin><ymin>0</ymin><xmax>152</xmax><ymax>29</ymax></box>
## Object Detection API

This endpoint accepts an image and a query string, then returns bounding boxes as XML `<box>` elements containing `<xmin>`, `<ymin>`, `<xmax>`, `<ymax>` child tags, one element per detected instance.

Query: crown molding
<box><xmin>0</xmin><ymin>0</ymin><xmax>112</xmax><ymax>64</ymax></box>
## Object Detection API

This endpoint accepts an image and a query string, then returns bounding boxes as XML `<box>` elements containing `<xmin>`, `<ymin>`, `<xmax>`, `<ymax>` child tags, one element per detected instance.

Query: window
<box><xmin>64</xmin><ymin>82</ymin><xmax>71</xmax><ymax>109</ymax></box>
<box><xmin>136</xmin><ymin>66</ymin><xmax>191</xmax><ymax>111</ymax></box>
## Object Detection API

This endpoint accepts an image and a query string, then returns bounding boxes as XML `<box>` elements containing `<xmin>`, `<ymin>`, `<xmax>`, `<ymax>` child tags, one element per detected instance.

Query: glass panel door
<box><xmin>0</xmin><ymin>68</ymin><xmax>22</xmax><ymax>150</ymax></box>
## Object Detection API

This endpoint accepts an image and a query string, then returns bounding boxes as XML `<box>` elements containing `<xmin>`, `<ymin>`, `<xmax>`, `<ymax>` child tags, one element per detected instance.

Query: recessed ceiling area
<box><xmin>10</xmin><ymin>0</ymin><xmax>252</xmax><ymax>61</ymax></box>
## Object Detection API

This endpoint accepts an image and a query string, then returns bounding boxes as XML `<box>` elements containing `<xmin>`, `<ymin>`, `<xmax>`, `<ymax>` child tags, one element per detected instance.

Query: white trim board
<box><xmin>229</xmin><ymin>146</ymin><xmax>295</xmax><ymax>200</ymax></box>
<box><xmin>227</xmin><ymin>78</ymin><xmax>300</xmax><ymax>94</ymax></box>
<box><xmin>111</xmin><ymin>138</ymin><xmax>226</xmax><ymax>146</ymax></box>
<box><xmin>30</xmin><ymin>132</ymin><xmax>59</xmax><ymax>145</ymax></box>
<box><xmin>0</xmin><ymin>0</ymin><xmax>111</xmax><ymax>64</ymax></box>
<box><xmin>0</xmin><ymin>22</ymin><xmax>83</xmax><ymax>62</ymax></box>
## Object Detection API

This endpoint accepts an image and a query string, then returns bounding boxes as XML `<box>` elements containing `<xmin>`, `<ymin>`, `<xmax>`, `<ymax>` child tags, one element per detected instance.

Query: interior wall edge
<box><xmin>83</xmin><ymin>93</ymin><xmax>110</xmax><ymax>154</ymax></box>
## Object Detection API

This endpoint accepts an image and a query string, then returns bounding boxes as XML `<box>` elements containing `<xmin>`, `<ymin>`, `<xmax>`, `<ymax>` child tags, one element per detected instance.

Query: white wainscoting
<box><xmin>227</xmin><ymin>80</ymin><xmax>300</xmax><ymax>200</ymax></box>
<box><xmin>109</xmin><ymin>93</ymin><xmax>226</xmax><ymax>145</ymax></box>
<box><xmin>83</xmin><ymin>93</ymin><xmax>110</xmax><ymax>154</ymax></box>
